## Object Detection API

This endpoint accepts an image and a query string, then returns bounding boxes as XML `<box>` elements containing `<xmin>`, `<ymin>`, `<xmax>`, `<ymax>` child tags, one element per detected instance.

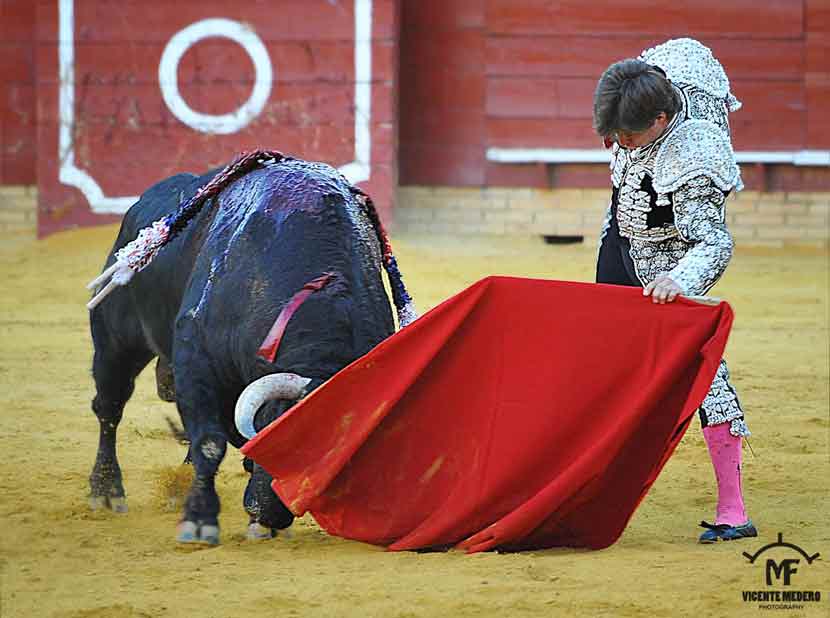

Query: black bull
<box><xmin>88</xmin><ymin>158</ymin><xmax>401</xmax><ymax>544</ymax></box>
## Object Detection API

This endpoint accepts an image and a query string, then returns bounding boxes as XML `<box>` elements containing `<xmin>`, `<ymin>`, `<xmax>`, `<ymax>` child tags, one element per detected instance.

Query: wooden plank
<box><xmin>3</xmin><ymin>84</ymin><xmax>36</xmax><ymax>127</ymax></box>
<box><xmin>38</xmin><ymin>115</ymin><xmax>391</xmax><ymax>192</ymax></box>
<box><xmin>370</xmin><ymin>124</ymin><xmax>398</xmax><ymax>166</ymax></box>
<box><xmin>63</xmin><ymin>1</ymin><xmax>396</xmax><ymax>43</ymax></box>
<box><xmin>487</xmin><ymin>117</ymin><xmax>596</xmax><ymax>148</ymax></box>
<box><xmin>37</xmin><ymin>1</ymin><xmax>399</xmax><ymax>43</ymax></box>
<box><xmin>402</xmin><ymin>0</ymin><xmax>485</xmax><ymax>30</ymax></box>
<box><xmin>1</xmin><ymin>83</ymin><xmax>36</xmax><ymax>185</ymax></box>
<box><xmin>806</xmin><ymin>79</ymin><xmax>830</xmax><ymax>148</ymax></box>
<box><xmin>0</xmin><ymin>43</ymin><xmax>36</xmax><ymax>84</ymax></box>
<box><xmin>401</xmin><ymin>30</ymin><xmax>485</xmax><ymax>70</ymax></box>
<box><xmin>486</xmin><ymin>36</ymin><xmax>805</xmax><ymax>81</ymax></box>
<box><xmin>0</xmin><ymin>0</ymin><xmax>35</xmax><ymax>42</ymax></box>
<box><xmin>68</xmin><ymin>39</ymin><xmax>382</xmax><ymax>86</ymax></box>
<box><xmin>486</xmin><ymin>77</ymin><xmax>594</xmax><ymax>118</ymax></box>
<box><xmin>715</xmin><ymin>39</ymin><xmax>806</xmax><ymax>81</ymax></box>
<box><xmin>807</xmin><ymin>0</ymin><xmax>830</xmax><ymax>32</ymax></box>
<box><xmin>399</xmin><ymin>143</ymin><xmax>485</xmax><ymax>186</ymax></box>
<box><xmin>64</xmin><ymin>123</ymin><xmax>357</xmax><ymax>195</ymax></box>
<box><xmin>806</xmin><ymin>32</ymin><xmax>830</xmax><ymax>78</ymax></box>
<box><xmin>765</xmin><ymin>165</ymin><xmax>830</xmax><ymax>192</ymax></box>
<box><xmin>486</xmin><ymin>36</ymin><xmax>663</xmax><ymax>78</ymax></box>
<box><xmin>1</xmin><ymin>119</ymin><xmax>37</xmax><ymax>185</ymax></box>
<box><xmin>486</xmin><ymin>0</ymin><xmax>804</xmax><ymax>39</ymax></box>
<box><xmin>487</xmin><ymin>78</ymin><xmax>559</xmax><ymax>118</ymax></box>
<box><xmin>400</xmin><ymin>108</ymin><xmax>486</xmax><ymax>146</ymax></box>
<box><xmin>399</xmin><ymin>14</ymin><xmax>486</xmax><ymax>185</ymax></box>
<box><xmin>486</xmin><ymin>79</ymin><xmax>808</xmax><ymax>151</ymax></box>
<box><xmin>372</xmin><ymin>0</ymin><xmax>402</xmax><ymax>42</ymax></box>
<box><xmin>37</xmin><ymin>83</ymin><xmax>177</xmax><ymax>126</ymax></box>
<box><xmin>551</xmin><ymin>164</ymin><xmax>612</xmax><ymax>189</ymax></box>
<box><xmin>403</xmin><ymin>69</ymin><xmax>486</xmax><ymax>109</ymax></box>
<box><xmin>372</xmin><ymin>40</ymin><xmax>399</xmax><ymax>83</ymax></box>
<box><xmin>36</xmin><ymin>81</ymin><xmax>364</xmax><ymax>127</ymax></box>
<box><xmin>730</xmin><ymin>81</ymin><xmax>806</xmax><ymax>150</ymax></box>
<box><xmin>484</xmin><ymin>161</ymin><xmax>549</xmax><ymax>188</ymax></box>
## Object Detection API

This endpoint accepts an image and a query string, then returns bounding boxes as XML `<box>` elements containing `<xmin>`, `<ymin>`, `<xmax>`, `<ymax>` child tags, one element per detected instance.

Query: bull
<box><xmin>87</xmin><ymin>151</ymin><xmax>415</xmax><ymax>544</ymax></box>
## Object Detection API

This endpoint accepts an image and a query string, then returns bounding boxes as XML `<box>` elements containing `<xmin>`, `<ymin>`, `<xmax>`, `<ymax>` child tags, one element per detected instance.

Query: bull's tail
<box><xmin>350</xmin><ymin>187</ymin><xmax>418</xmax><ymax>328</ymax></box>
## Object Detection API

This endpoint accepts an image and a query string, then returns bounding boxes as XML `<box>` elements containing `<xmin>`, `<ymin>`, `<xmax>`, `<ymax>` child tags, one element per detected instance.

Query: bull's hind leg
<box><xmin>89</xmin><ymin>340</ymin><xmax>154</xmax><ymax>512</ymax></box>
<box><xmin>155</xmin><ymin>356</ymin><xmax>177</xmax><ymax>402</ymax></box>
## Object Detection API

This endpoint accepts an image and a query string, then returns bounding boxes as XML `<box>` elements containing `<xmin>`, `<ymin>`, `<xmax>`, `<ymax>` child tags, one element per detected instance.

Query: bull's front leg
<box><xmin>176</xmin><ymin>429</ymin><xmax>226</xmax><ymax>545</ymax></box>
<box><xmin>173</xmin><ymin>343</ymin><xmax>227</xmax><ymax>546</ymax></box>
<box><xmin>242</xmin><ymin>399</ymin><xmax>298</xmax><ymax>539</ymax></box>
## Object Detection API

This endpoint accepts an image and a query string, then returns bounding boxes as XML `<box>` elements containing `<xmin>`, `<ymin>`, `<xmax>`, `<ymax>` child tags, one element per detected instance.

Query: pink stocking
<box><xmin>702</xmin><ymin>423</ymin><xmax>748</xmax><ymax>526</ymax></box>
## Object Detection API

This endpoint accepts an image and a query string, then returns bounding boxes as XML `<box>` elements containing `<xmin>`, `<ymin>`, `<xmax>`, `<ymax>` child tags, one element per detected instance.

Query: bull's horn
<box><xmin>234</xmin><ymin>373</ymin><xmax>312</xmax><ymax>440</ymax></box>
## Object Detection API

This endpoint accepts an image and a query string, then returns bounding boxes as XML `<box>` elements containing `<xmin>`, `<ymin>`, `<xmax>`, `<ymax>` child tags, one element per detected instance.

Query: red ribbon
<box><xmin>256</xmin><ymin>272</ymin><xmax>336</xmax><ymax>363</ymax></box>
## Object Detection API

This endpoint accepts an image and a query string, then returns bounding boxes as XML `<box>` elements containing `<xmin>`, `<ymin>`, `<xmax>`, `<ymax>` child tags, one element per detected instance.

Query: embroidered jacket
<box><xmin>603</xmin><ymin>38</ymin><xmax>743</xmax><ymax>296</ymax></box>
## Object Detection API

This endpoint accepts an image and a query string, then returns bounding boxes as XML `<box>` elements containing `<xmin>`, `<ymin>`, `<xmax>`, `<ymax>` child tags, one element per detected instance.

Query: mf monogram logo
<box><xmin>765</xmin><ymin>558</ymin><xmax>800</xmax><ymax>586</ymax></box>
<box><xmin>743</xmin><ymin>533</ymin><xmax>820</xmax><ymax>587</ymax></box>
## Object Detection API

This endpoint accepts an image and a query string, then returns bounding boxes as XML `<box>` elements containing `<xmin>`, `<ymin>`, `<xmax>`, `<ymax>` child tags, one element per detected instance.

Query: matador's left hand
<box><xmin>643</xmin><ymin>274</ymin><xmax>683</xmax><ymax>304</ymax></box>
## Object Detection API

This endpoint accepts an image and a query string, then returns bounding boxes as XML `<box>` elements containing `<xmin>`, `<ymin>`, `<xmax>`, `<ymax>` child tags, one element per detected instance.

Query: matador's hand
<box><xmin>643</xmin><ymin>274</ymin><xmax>683</xmax><ymax>304</ymax></box>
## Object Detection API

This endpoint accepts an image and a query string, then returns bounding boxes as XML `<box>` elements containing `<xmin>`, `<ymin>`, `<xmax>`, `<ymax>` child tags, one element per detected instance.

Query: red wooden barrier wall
<box><xmin>2</xmin><ymin>0</ymin><xmax>829</xmax><ymax>235</ymax></box>
<box><xmin>31</xmin><ymin>0</ymin><xmax>399</xmax><ymax>235</ymax></box>
<box><xmin>399</xmin><ymin>0</ymin><xmax>830</xmax><ymax>191</ymax></box>
<box><xmin>0</xmin><ymin>0</ymin><xmax>37</xmax><ymax>185</ymax></box>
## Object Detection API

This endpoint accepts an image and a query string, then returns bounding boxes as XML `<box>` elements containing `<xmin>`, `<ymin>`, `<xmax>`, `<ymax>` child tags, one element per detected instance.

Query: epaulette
<box><xmin>653</xmin><ymin>120</ymin><xmax>743</xmax><ymax>195</ymax></box>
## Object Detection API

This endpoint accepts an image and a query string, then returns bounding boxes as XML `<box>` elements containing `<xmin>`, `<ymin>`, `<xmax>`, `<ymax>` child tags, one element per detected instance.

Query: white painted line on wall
<box><xmin>487</xmin><ymin>148</ymin><xmax>830</xmax><ymax>166</ymax></box>
<box><xmin>58</xmin><ymin>0</ymin><xmax>373</xmax><ymax>215</ymax></box>
<box><xmin>338</xmin><ymin>0</ymin><xmax>372</xmax><ymax>184</ymax></box>
<box><xmin>158</xmin><ymin>19</ymin><xmax>273</xmax><ymax>135</ymax></box>
<box><xmin>58</xmin><ymin>0</ymin><xmax>137</xmax><ymax>213</ymax></box>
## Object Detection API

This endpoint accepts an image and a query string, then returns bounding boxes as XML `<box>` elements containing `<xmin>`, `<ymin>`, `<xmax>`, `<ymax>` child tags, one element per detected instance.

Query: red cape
<box><xmin>242</xmin><ymin>276</ymin><xmax>733</xmax><ymax>552</ymax></box>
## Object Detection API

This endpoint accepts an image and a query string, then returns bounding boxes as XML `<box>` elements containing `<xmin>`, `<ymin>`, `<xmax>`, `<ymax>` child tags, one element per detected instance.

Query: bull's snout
<box><xmin>234</xmin><ymin>373</ymin><xmax>312</xmax><ymax>439</ymax></box>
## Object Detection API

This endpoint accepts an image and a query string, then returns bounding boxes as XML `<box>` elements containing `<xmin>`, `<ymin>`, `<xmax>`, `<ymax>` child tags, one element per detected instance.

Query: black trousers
<box><xmin>596</xmin><ymin>217</ymin><xmax>640</xmax><ymax>287</ymax></box>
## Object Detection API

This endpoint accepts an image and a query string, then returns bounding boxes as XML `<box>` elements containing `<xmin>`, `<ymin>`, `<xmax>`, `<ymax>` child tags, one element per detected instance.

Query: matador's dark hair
<box><xmin>592</xmin><ymin>59</ymin><xmax>681</xmax><ymax>138</ymax></box>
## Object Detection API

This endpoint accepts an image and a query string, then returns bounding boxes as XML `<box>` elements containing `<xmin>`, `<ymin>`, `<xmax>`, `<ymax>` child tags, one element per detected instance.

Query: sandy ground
<box><xmin>0</xmin><ymin>225</ymin><xmax>827</xmax><ymax>618</ymax></box>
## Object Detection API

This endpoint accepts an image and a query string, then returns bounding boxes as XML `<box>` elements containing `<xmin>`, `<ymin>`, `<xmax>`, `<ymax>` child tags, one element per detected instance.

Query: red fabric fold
<box><xmin>242</xmin><ymin>276</ymin><xmax>733</xmax><ymax>552</ymax></box>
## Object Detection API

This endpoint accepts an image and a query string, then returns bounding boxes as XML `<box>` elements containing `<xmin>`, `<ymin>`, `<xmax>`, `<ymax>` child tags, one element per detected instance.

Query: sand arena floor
<box><xmin>0</xmin><ymin>226</ymin><xmax>827</xmax><ymax>617</ymax></box>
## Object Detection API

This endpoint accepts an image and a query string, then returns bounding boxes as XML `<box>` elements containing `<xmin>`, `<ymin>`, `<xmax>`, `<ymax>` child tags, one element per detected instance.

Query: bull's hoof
<box><xmin>89</xmin><ymin>495</ymin><xmax>129</xmax><ymax>513</ymax></box>
<box><xmin>246</xmin><ymin>522</ymin><xmax>277</xmax><ymax>540</ymax></box>
<box><xmin>109</xmin><ymin>496</ymin><xmax>128</xmax><ymax>513</ymax></box>
<box><xmin>177</xmin><ymin>521</ymin><xmax>220</xmax><ymax>545</ymax></box>
<box><xmin>199</xmin><ymin>524</ymin><xmax>220</xmax><ymax>545</ymax></box>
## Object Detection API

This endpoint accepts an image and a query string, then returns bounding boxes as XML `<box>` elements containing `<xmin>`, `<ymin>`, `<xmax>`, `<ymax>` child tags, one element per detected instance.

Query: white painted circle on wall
<box><xmin>158</xmin><ymin>18</ymin><xmax>273</xmax><ymax>135</ymax></box>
